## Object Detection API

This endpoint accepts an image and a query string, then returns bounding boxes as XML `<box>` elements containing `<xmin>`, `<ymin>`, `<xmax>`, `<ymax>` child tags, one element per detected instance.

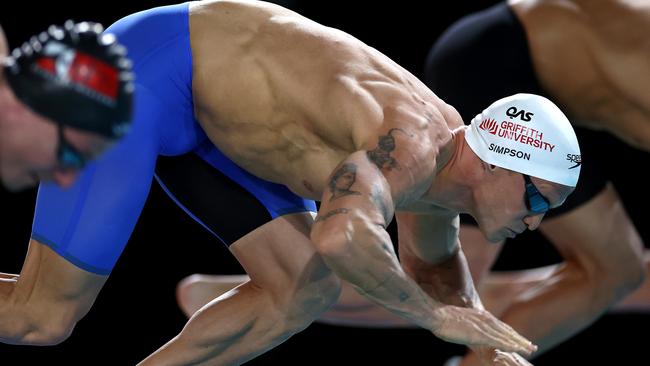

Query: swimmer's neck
<box><xmin>419</xmin><ymin>126</ymin><xmax>485</xmax><ymax>216</ymax></box>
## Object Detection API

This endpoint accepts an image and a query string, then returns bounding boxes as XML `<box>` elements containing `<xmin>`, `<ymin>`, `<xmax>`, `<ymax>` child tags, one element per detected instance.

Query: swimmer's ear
<box><xmin>482</xmin><ymin>161</ymin><xmax>498</xmax><ymax>172</ymax></box>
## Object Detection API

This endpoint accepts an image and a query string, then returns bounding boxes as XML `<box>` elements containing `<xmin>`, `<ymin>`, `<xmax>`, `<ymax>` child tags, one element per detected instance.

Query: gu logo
<box><xmin>479</xmin><ymin>118</ymin><xmax>498</xmax><ymax>135</ymax></box>
<box><xmin>35</xmin><ymin>40</ymin><xmax>119</xmax><ymax>101</ymax></box>
<box><xmin>36</xmin><ymin>41</ymin><xmax>75</xmax><ymax>82</ymax></box>
<box><xmin>506</xmin><ymin>106</ymin><xmax>534</xmax><ymax>122</ymax></box>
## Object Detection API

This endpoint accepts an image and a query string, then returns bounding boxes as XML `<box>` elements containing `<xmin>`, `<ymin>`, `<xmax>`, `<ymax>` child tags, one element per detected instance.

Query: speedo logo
<box><xmin>489</xmin><ymin>143</ymin><xmax>531</xmax><ymax>161</ymax></box>
<box><xmin>506</xmin><ymin>106</ymin><xmax>534</xmax><ymax>122</ymax></box>
<box><xmin>567</xmin><ymin>154</ymin><xmax>581</xmax><ymax>169</ymax></box>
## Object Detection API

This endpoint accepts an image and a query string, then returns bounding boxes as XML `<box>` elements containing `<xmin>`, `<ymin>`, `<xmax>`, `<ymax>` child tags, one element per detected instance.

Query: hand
<box><xmin>471</xmin><ymin>346</ymin><xmax>534</xmax><ymax>366</ymax></box>
<box><xmin>493</xmin><ymin>350</ymin><xmax>533</xmax><ymax>366</ymax></box>
<box><xmin>431</xmin><ymin>305</ymin><xmax>537</xmax><ymax>355</ymax></box>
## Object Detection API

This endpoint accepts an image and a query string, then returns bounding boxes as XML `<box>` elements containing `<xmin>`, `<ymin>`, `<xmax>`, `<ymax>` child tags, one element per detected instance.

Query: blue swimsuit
<box><xmin>31</xmin><ymin>3</ymin><xmax>316</xmax><ymax>275</ymax></box>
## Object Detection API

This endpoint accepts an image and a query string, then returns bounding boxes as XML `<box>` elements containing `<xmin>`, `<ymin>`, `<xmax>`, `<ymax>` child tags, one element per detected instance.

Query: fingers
<box><xmin>460</xmin><ymin>309</ymin><xmax>536</xmax><ymax>355</ymax></box>
<box><xmin>494</xmin><ymin>350</ymin><xmax>533</xmax><ymax>366</ymax></box>
<box><xmin>479</xmin><ymin>311</ymin><xmax>537</xmax><ymax>355</ymax></box>
<box><xmin>432</xmin><ymin>306</ymin><xmax>537</xmax><ymax>356</ymax></box>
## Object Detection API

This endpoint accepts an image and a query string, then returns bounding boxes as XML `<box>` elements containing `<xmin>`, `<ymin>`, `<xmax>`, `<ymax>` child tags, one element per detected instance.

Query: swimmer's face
<box><xmin>0</xmin><ymin>103</ymin><xmax>113</xmax><ymax>191</ymax></box>
<box><xmin>472</xmin><ymin>167</ymin><xmax>573</xmax><ymax>243</ymax></box>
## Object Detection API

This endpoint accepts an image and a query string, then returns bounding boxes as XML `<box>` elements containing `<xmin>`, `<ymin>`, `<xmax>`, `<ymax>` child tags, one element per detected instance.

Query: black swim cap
<box><xmin>3</xmin><ymin>20</ymin><xmax>134</xmax><ymax>139</ymax></box>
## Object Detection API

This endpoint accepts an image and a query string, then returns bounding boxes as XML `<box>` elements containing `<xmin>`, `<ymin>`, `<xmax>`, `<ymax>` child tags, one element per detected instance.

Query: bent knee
<box><xmin>284</xmin><ymin>271</ymin><xmax>341</xmax><ymax>330</ymax></box>
<box><xmin>304</xmin><ymin>270</ymin><xmax>342</xmax><ymax>310</ymax></box>
<box><xmin>17</xmin><ymin>321</ymin><xmax>74</xmax><ymax>346</ymax></box>
<box><xmin>294</xmin><ymin>269</ymin><xmax>341</xmax><ymax>313</ymax></box>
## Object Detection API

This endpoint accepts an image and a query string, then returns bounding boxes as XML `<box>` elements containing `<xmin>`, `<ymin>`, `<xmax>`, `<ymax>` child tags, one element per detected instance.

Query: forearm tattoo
<box><xmin>366</xmin><ymin>128</ymin><xmax>412</xmax><ymax>171</ymax></box>
<box><xmin>328</xmin><ymin>163</ymin><xmax>362</xmax><ymax>202</ymax></box>
<box><xmin>315</xmin><ymin>208</ymin><xmax>350</xmax><ymax>223</ymax></box>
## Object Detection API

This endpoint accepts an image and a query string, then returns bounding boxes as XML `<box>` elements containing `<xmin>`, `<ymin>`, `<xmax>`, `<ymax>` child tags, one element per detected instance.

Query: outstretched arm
<box><xmin>314</xmin><ymin>219</ymin><xmax>501</xmax><ymax>328</ymax></box>
<box><xmin>310</xmin><ymin>149</ymin><xmax>535</xmax><ymax>354</ymax></box>
<box><xmin>397</xmin><ymin>212</ymin><xmax>480</xmax><ymax>309</ymax></box>
<box><xmin>397</xmin><ymin>211</ymin><xmax>532</xmax><ymax>365</ymax></box>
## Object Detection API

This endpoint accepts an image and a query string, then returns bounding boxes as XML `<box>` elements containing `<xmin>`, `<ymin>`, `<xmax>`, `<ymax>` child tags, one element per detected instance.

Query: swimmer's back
<box><xmin>511</xmin><ymin>0</ymin><xmax>650</xmax><ymax>149</ymax></box>
<box><xmin>189</xmin><ymin>0</ymin><xmax>455</xmax><ymax>197</ymax></box>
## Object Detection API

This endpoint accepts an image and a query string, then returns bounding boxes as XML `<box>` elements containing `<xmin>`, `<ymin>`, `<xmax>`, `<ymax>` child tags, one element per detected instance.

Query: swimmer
<box><xmin>183</xmin><ymin>1</ymin><xmax>647</xmax><ymax>365</ymax></box>
<box><xmin>0</xmin><ymin>21</ymin><xmax>133</xmax><ymax>190</ymax></box>
<box><xmin>0</xmin><ymin>2</ymin><xmax>581</xmax><ymax>364</ymax></box>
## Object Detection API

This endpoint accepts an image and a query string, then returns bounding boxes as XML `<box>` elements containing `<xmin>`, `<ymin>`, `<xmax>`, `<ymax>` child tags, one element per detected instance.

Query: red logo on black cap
<box><xmin>35</xmin><ymin>41</ymin><xmax>119</xmax><ymax>103</ymax></box>
<box><xmin>69</xmin><ymin>52</ymin><xmax>118</xmax><ymax>100</ymax></box>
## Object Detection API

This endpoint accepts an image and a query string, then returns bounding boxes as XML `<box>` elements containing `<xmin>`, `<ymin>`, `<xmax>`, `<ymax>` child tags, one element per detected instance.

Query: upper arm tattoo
<box><xmin>328</xmin><ymin>163</ymin><xmax>362</xmax><ymax>202</ymax></box>
<box><xmin>366</xmin><ymin>128</ymin><xmax>412</xmax><ymax>171</ymax></box>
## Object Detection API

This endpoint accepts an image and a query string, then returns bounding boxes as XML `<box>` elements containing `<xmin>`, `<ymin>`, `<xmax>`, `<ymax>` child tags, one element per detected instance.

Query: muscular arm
<box><xmin>397</xmin><ymin>213</ymin><xmax>521</xmax><ymax>365</ymax></box>
<box><xmin>311</xmin><ymin>152</ymin><xmax>442</xmax><ymax>330</ymax></box>
<box><xmin>316</xmin><ymin>220</ymin><xmax>498</xmax><ymax>328</ymax></box>
<box><xmin>397</xmin><ymin>212</ymin><xmax>482</xmax><ymax>310</ymax></box>
<box><xmin>313</xmin><ymin>213</ymin><xmax>485</xmax><ymax>327</ymax></box>
<box><xmin>311</xmin><ymin>151</ymin><xmax>535</xmax><ymax>353</ymax></box>
<box><xmin>0</xmin><ymin>239</ymin><xmax>106</xmax><ymax>345</ymax></box>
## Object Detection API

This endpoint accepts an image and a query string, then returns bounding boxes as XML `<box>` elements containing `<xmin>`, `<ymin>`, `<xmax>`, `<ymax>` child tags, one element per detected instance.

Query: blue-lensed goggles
<box><xmin>57</xmin><ymin>125</ymin><xmax>87</xmax><ymax>169</ymax></box>
<box><xmin>523</xmin><ymin>174</ymin><xmax>550</xmax><ymax>214</ymax></box>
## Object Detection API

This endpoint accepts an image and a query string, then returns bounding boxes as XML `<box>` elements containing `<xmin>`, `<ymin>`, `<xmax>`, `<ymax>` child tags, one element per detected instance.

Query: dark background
<box><xmin>1</xmin><ymin>1</ymin><xmax>648</xmax><ymax>365</ymax></box>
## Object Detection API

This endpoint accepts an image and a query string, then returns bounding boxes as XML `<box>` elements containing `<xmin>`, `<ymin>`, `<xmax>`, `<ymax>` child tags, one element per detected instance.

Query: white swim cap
<box><xmin>464</xmin><ymin>93</ymin><xmax>581</xmax><ymax>187</ymax></box>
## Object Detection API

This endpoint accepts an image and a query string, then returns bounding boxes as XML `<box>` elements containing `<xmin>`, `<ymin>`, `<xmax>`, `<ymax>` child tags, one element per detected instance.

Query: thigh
<box><xmin>154</xmin><ymin>149</ymin><xmax>328</xmax><ymax>294</ymax></box>
<box><xmin>154</xmin><ymin>146</ymin><xmax>316</xmax><ymax>245</ymax></box>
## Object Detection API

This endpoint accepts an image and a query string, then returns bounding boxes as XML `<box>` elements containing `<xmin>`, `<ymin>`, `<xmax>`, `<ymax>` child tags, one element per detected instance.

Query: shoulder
<box><xmin>510</xmin><ymin>0</ymin><xmax>590</xmax><ymax>38</ymax></box>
